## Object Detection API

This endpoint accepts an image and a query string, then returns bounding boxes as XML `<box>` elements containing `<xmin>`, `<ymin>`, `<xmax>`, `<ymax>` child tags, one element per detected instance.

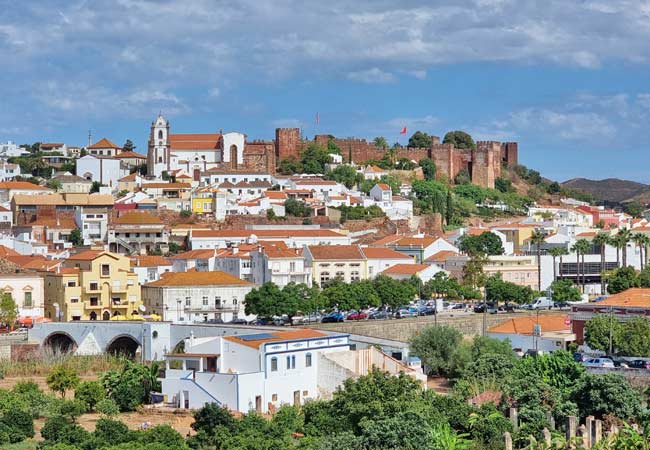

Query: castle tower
<box><xmin>147</xmin><ymin>114</ymin><xmax>170</xmax><ymax>177</ymax></box>
<box><xmin>472</xmin><ymin>141</ymin><xmax>502</xmax><ymax>189</ymax></box>
<box><xmin>275</xmin><ymin>128</ymin><xmax>301</xmax><ymax>160</ymax></box>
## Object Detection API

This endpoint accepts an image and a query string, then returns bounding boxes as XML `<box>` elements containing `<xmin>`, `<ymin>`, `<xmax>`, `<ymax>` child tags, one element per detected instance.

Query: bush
<box><xmin>0</xmin><ymin>408</ymin><xmax>34</xmax><ymax>441</ymax></box>
<box><xmin>54</xmin><ymin>398</ymin><xmax>87</xmax><ymax>422</ymax></box>
<box><xmin>192</xmin><ymin>403</ymin><xmax>236</xmax><ymax>434</ymax></box>
<box><xmin>140</xmin><ymin>424</ymin><xmax>186</xmax><ymax>448</ymax></box>
<box><xmin>95</xmin><ymin>417</ymin><xmax>131</xmax><ymax>444</ymax></box>
<box><xmin>75</xmin><ymin>380</ymin><xmax>105</xmax><ymax>411</ymax></box>
<box><xmin>47</xmin><ymin>365</ymin><xmax>79</xmax><ymax>398</ymax></box>
<box><xmin>180</xmin><ymin>210</ymin><xmax>192</xmax><ymax>218</ymax></box>
<box><xmin>96</xmin><ymin>398</ymin><xmax>120</xmax><ymax>417</ymax></box>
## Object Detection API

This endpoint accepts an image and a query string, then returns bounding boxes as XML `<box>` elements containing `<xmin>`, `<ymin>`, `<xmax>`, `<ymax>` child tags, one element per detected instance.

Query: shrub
<box><xmin>75</xmin><ymin>380</ymin><xmax>105</xmax><ymax>411</ymax></box>
<box><xmin>1</xmin><ymin>408</ymin><xmax>34</xmax><ymax>441</ymax></box>
<box><xmin>96</xmin><ymin>398</ymin><xmax>120</xmax><ymax>417</ymax></box>
<box><xmin>46</xmin><ymin>365</ymin><xmax>79</xmax><ymax>398</ymax></box>
<box><xmin>95</xmin><ymin>417</ymin><xmax>130</xmax><ymax>444</ymax></box>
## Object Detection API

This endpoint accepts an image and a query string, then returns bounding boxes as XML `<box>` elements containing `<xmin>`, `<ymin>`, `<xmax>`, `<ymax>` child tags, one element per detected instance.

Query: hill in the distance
<box><xmin>561</xmin><ymin>178</ymin><xmax>650</xmax><ymax>204</ymax></box>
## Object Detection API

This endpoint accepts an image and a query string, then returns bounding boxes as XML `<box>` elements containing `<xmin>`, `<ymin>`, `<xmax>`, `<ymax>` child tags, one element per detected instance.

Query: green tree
<box><xmin>90</xmin><ymin>181</ymin><xmax>102</xmax><ymax>193</ymax></box>
<box><xmin>96</xmin><ymin>398</ymin><xmax>120</xmax><ymax>417</ymax></box>
<box><xmin>418</xmin><ymin>158</ymin><xmax>436</xmax><ymax>180</ymax></box>
<box><xmin>326</xmin><ymin>165</ymin><xmax>362</xmax><ymax>189</ymax></box>
<box><xmin>571</xmin><ymin>239</ymin><xmax>591</xmax><ymax>293</ymax></box>
<box><xmin>410</xmin><ymin>325</ymin><xmax>463</xmax><ymax>376</ymax></box>
<box><xmin>454</xmin><ymin>169</ymin><xmax>471</xmax><ymax>185</ymax></box>
<box><xmin>122</xmin><ymin>139</ymin><xmax>136</xmax><ymax>152</ymax></box>
<box><xmin>530</xmin><ymin>230</ymin><xmax>546</xmax><ymax>292</ymax></box>
<box><xmin>485</xmin><ymin>274</ymin><xmax>534</xmax><ymax>304</ymax></box>
<box><xmin>69</xmin><ymin>228</ymin><xmax>83</xmax><ymax>246</ymax></box>
<box><xmin>0</xmin><ymin>293</ymin><xmax>17</xmax><ymax>329</ymax></box>
<box><xmin>360</xmin><ymin>175</ymin><xmax>400</xmax><ymax>195</ymax></box>
<box><xmin>284</xmin><ymin>198</ymin><xmax>311</xmax><ymax>217</ymax></box>
<box><xmin>572</xmin><ymin>373</ymin><xmax>642</xmax><ymax>420</ymax></box>
<box><xmin>372</xmin><ymin>275</ymin><xmax>417</xmax><ymax>308</ymax></box>
<box><xmin>623</xmin><ymin>201</ymin><xmax>644</xmax><ymax>218</ymax></box>
<box><xmin>47</xmin><ymin>179</ymin><xmax>63</xmax><ymax>191</ymax></box>
<box><xmin>372</xmin><ymin>136</ymin><xmax>389</xmax><ymax>149</ymax></box>
<box><xmin>550</xmin><ymin>279</ymin><xmax>581</xmax><ymax>302</ymax></box>
<box><xmin>54</xmin><ymin>398</ymin><xmax>87</xmax><ymax>422</ymax></box>
<box><xmin>47</xmin><ymin>366</ymin><xmax>80</xmax><ymax>398</ymax></box>
<box><xmin>408</xmin><ymin>131</ymin><xmax>433</xmax><ymax>148</ymax></box>
<box><xmin>101</xmin><ymin>361</ymin><xmax>158</xmax><ymax>411</ymax></box>
<box><xmin>412</xmin><ymin>179</ymin><xmax>448</xmax><ymax>215</ymax></box>
<box><xmin>395</xmin><ymin>157</ymin><xmax>417</xmax><ymax>170</ymax></box>
<box><xmin>74</xmin><ymin>380</ymin><xmax>105</xmax><ymax>412</ymax></box>
<box><xmin>458</xmin><ymin>232</ymin><xmax>504</xmax><ymax>256</ymax></box>
<box><xmin>495</xmin><ymin>177</ymin><xmax>514</xmax><ymax>193</ymax></box>
<box><xmin>632</xmin><ymin>233</ymin><xmax>650</xmax><ymax>270</ymax></box>
<box><xmin>278</xmin><ymin>156</ymin><xmax>303</xmax><ymax>175</ymax></box>
<box><xmin>443</xmin><ymin>130</ymin><xmax>476</xmax><ymax>150</ymax></box>
<box><xmin>607</xmin><ymin>266</ymin><xmax>638</xmax><ymax>294</ymax></box>
<box><xmin>639</xmin><ymin>265</ymin><xmax>650</xmax><ymax>287</ymax></box>
<box><xmin>616</xmin><ymin>228</ymin><xmax>632</xmax><ymax>267</ymax></box>
<box><xmin>593</xmin><ymin>232</ymin><xmax>609</xmax><ymax>293</ymax></box>
<box><xmin>584</xmin><ymin>314</ymin><xmax>621</xmax><ymax>354</ymax></box>
<box><xmin>549</xmin><ymin>247</ymin><xmax>569</xmax><ymax>281</ymax></box>
<box><xmin>301</xmin><ymin>143</ymin><xmax>331</xmax><ymax>174</ymax></box>
<box><xmin>192</xmin><ymin>403</ymin><xmax>236</xmax><ymax>435</ymax></box>
<box><xmin>617</xmin><ymin>317</ymin><xmax>650</xmax><ymax>357</ymax></box>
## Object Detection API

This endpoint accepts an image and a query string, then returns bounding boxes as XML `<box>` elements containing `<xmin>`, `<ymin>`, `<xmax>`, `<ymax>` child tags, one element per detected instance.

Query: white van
<box><xmin>529</xmin><ymin>297</ymin><xmax>554</xmax><ymax>310</ymax></box>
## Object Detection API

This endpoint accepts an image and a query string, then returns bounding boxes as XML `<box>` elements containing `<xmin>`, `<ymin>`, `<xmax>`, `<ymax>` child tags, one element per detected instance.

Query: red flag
<box><xmin>400</xmin><ymin>127</ymin><xmax>407</xmax><ymax>135</ymax></box>
<box><xmin>316</xmin><ymin>112</ymin><xmax>320</xmax><ymax>125</ymax></box>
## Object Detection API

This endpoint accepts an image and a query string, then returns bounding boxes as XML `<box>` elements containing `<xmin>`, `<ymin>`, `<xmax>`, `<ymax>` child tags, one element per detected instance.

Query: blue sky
<box><xmin>2</xmin><ymin>0</ymin><xmax>650</xmax><ymax>182</ymax></box>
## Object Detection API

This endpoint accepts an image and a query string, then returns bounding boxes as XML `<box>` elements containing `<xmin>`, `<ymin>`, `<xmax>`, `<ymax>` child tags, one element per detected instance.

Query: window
<box><xmin>90</xmin><ymin>297</ymin><xmax>98</xmax><ymax>306</ymax></box>
<box><xmin>290</xmin><ymin>262</ymin><xmax>296</xmax><ymax>272</ymax></box>
<box><xmin>286</xmin><ymin>356</ymin><xmax>291</xmax><ymax>369</ymax></box>
<box><xmin>271</xmin><ymin>357</ymin><xmax>278</xmax><ymax>372</ymax></box>
<box><xmin>112</xmin><ymin>297</ymin><xmax>121</xmax><ymax>305</ymax></box>
<box><xmin>233</xmin><ymin>297</ymin><xmax>238</xmax><ymax>306</ymax></box>
<box><xmin>291</xmin><ymin>355</ymin><xmax>296</xmax><ymax>369</ymax></box>
<box><xmin>70</xmin><ymin>297</ymin><xmax>79</xmax><ymax>303</ymax></box>
<box><xmin>202</xmin><ymin>296</ymin><xmax>208</xmax><ymax>306</ymax></box>
<box><xmin>89</xmin><ymin>282</ymin><xmax>98</xmax><ymax>291</ymax></box>
<box><xmin>351</xmin><ymin>271</ymin><xmax>360</xmax><ymax>282</ymax></box>
<box><xmin>185</xmin><ymin>297</ymin><xmax>191</xmax><ymax>307</ymax></box>
<box><xmin>215</xmin><ymin>297</ymin><xmax>221</xmax><ymax>307</ymax></box>
<box><xmin>305</xmin><ymin>353</ymin><xmax>312</xmax><ymax>367</ymax></box>
<box><xmin>320</xmin><ymin>272</ymin><xmax>330</xmax><ymax>285</ymax></box>
<box><xmin>24</xmin><ymin>292</ymin><xmax>32</xmax><ymax>307</ymax></box>
<box><xmin>67</xmin><ymin>281</ymin><xmax>76</xmax><ymax>287</ymax></box>
<box><xmin>335</xmin><ymin>271</ymin><xmax>345</xmax><ymax>279</ymax></box>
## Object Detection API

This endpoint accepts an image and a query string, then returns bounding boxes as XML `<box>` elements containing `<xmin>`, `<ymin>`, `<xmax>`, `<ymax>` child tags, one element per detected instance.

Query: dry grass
<box><xmin>0</xmin><ymin>348</ymin><xmax>126</xmax><ymax>378</ymax></box>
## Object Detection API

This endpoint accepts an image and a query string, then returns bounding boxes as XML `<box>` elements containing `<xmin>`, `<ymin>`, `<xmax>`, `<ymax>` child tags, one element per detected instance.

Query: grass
<box><xmin>0</xmin><ymin>348</ymin><xmax>127</xmax><ymax>378</ymax></box>
<box><xmin>3</xmin><ymin>440</ymin><xmax>38</xmax><ymax>450</ymax></box>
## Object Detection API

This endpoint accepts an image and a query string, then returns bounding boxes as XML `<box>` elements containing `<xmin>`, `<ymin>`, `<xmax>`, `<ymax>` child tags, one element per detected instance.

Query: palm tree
<box><xmin>530</xmin><ymin>230</ymin><xmax>546</xmax><ymax>292</ymax></box>
<box><xmin>593</xmin><ymin>232</ymin><xmax>609</xmax><ymax>294</ymax></box>
<box><xmin>633</xmin><ymin>233</ymin><xmax>650</xmax><ymax>270</ymax></box>
<box><xmin>617</xmin><ymin>228</ymin><xmax>632</xmax><ymax>267</ymax></box>
<box><xmin>571</xmin><ymin>239</ymin><xmax>591</xmax><ymax>293</ymax></box>
<box><xmin>548</xmin><ymin>247</ymin><xmax>567</xmax><ymax>282</ymax></box>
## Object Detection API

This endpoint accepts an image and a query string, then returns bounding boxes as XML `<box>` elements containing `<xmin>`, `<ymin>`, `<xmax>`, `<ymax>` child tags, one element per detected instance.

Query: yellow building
<box><xmin>44</xmin><ymin>250</ymin><xmax>142</xmax><ymax>321</ymax></box>
<box><xmin>191</xmin><ymin>187</ymin><xmax>217</xmax><ymax>215</ymax></box>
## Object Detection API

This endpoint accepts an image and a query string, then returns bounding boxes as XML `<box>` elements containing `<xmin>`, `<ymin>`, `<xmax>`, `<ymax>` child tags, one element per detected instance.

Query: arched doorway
<box><xmin>89</xmin><ymin>312</ymin><xmax>97</xmax><ymax>320</ymax></box>
<box><xmin>102</xmin><ymin>311</ymin><xmax>110</xmax><ymax>321</ymax></box>
<box><xmin>43</xmin><ymin>332</ymin><xmax>77</xmax><ymax>354</ymax></box>
<box><xmin>105</xmin><ymin>335</ymin><xmax>140</xmax><ymax>359</ymax></box>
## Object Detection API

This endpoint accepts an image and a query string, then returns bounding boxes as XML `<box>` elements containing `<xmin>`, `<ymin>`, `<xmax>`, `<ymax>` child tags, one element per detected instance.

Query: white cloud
<box><xmin>347</xmin><ymin>68</ymin><xmax>396</xmax><ymax>84</ymax></box>
<box><xmin>208</xmin><ymin>87</ymin><xmax>220</xmax><ymax>98</ymax></box>
<box><xmin>508</xmin><ymin>108</ymin><xmax>615</xmax><ymax>140</ymax></box>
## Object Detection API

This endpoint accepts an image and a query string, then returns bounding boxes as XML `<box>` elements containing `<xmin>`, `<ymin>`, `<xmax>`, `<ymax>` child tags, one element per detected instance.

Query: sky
<box><xmin>2</xmin><ymin>0</ymin><xmax>650</xmax><ymax>182</ymax></box>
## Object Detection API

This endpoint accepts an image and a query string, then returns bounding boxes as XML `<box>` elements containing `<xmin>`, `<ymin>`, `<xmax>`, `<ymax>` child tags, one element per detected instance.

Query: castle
<box><xmin>146</xmin><ymin>115</ymin><xmax>518</xmax><ymax>189</ymax></box>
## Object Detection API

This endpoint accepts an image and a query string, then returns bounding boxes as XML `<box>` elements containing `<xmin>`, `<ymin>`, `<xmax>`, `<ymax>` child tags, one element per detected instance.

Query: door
<box><xmin>255</xmin><ymin>395</ymin><xmax>262</xmax><ymax>413</ymax></box>
<box><xmin>207</xmin><ymin>357</ymin><xmax>217</xmax><ymax>373</ymax></box>
<box><xmin>183</xmin><ymin>390</ymin><xmax>189</xmax><ymax>409</ymax></box>
<box><xmin>293</xmin><ymin>390</ymin><xmax>300</xmax><ymax>407</ymax></box>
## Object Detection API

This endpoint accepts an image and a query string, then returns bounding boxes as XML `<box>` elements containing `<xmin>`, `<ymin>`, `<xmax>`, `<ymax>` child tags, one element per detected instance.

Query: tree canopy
<box><xmin>458</xmin><ymin>231</ymin><xmax>504</xmax><ymax>256</ymax></box>
<box><xmin>407</xmin><ymin>131</ymin><xmax>433</xmax><ymax>148</ymax></box>
<box><xmin>442</xmin><ymin>130</ymin><xmax>476</xmax><ymax>150</ymax></box>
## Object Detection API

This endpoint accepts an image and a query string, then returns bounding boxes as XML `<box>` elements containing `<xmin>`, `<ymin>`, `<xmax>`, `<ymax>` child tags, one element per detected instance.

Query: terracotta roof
<box><xmin>144</xmin><ymin>270</ymin><xmax>251</xmax><ymax>287</ymax></box>
<box><xmin>294</xmin><ymin>179</ymin><xmax>338</xmax><ymax>186</ymax></box>
<box><xmin>169</xmin><ymin>133</ymin><xmax>221</xmax><ymax>142</ymax></box>
<box><xmin>6</xmin><ymin>255</ymin><xmax>56</xmax><ymax>270</ymax></box>
<box><xmin>130</xmin><ymin>255</ymin><xmax>171</xmax><ymax>267</ymax></box>
<box><xmin>113</xmin><ymin>151</ymin><xmax>147</xmax><ymax>159</ymax></box>
<box><xmin>0</xmin><ymin>206</ymin><xmax>8</xmax><ymax>212</ymax></box>
<box><xmin>40</xmin><ymin>143</ymin><xmax>64</xmax><ymax>148</ymax></box>
<box><xmin>392</xmin><ymin>236</ymin><xmax>438</xmax><ymax>248</ymax></box>
<box><xmin>169</xmin><ymin>133</ymin><xmax>220</xmax><ymax>150</ymax></box>
<box><xmin>12</xmin><ymin>193</ymin><xmax>113</xmax><ymax>206</ymax></box>
<box><xmin>361</xmin><ymin>247</ymin><xmax>412</xmax><ymax>259</ymax></box>
<box><xmin>66</xmin><ymin>250</ymin><xmax>105</xmax><ymax>261</ymax></box>
<box><xmin>597</xmin><ymin>288</ymin><xmax>650</xmax><ymax>308</ymax></box>
<box><xmin>29</xmin><ymin>218</ymin><xmax>76</xmax><ymax>229</ymax></box>
<box><xmin>0</xmin><ymin>181</ymin><xmax>49</xmax><ymax>190</ymax></box>
<box><xmin>88</xmin><ymin>138</ymin><xmax>120</xmax><ymax>149</ymax></box>
<box><xmin>0</xmin><ymin>245</ymin><xmax>20</xmax><ymax>257</ymax></box>
<box><xmin>488</xmin><ymin>315</ymin><xmax>570</xmax><ymax>335</ymax></box>
<box><xmin>114</xmin><ymin>211</ymin><xmax>162</xmax><ymax>225</ymax></box>
<box><xmin>264</xmin><ymin>247</ymin><xmax>302</xmax><ymax>258</ymax></box>
<box><xmin>370</xmin><ymin>234</ymin><xmax>404</xmax><ymax>247</ymax></box>
<box><xmin>425</xmin><ymin>250</ymin><xmax>459</xmax><ymax>263</ymax></box>
<box><xmin>264</xmin><ymin>191</ymin><xmax>288</xmax><ymax>200</ymax></box>
<box><xmin>142</xmin><ymin>183</ymin><xmax>191</xmax><ymax>189</ymax></box>
<box><xmin>375</xmin><ymin>183</ymin><xmax>391</xmax><ymax>190</ymax></box>
<box><xmin>576</xmin><ymin>231</ymin><xmax>598</xmax><ymax>237</ymax></box>
<box><xmin>119</xmin><ymin>173</ymin><xmax>138</xmax><ymax>182</ymax></box>
<box><xmin>366</xmin><ymin>165</ymin><xmax>386</xmax><ymax>172</ymax></box>
<box><xmin>223</xmin><ymin>329</ymin><xmax>328</xmax><ymax>349</ymax></box>
<box><xmin>349</xmin><ymin>196</ymin><xmax>362</xmax><ymax>205</ymax></box>
<box><xmin>170</xmin><ymin>249</ymin><xmax>215</xmax><ymax>260</ymax></box>
<box><xmin>53</xmin><ymin>174</ymin><xmax>90</xmax><ymax>183</ymax></box>
<box><xmin>382</xmin><ymin>263</ymin><xmax>429</xmax><ymax>275</ymax></box>
<box><xmin>192</xmin><ymin>229</ymin><xmax>345</xmax><ymax>238</ymax></box>
<box><xmin>307</xmin><ymin>244</ymin><xmax>364</xmax><ymax>260</ymax></box>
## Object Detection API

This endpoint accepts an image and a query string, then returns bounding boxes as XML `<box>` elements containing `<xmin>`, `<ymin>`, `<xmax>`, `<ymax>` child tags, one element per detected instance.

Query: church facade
<box><xmin>146</xmin><ymin>115</ymin><xmax>274</xmax><ymax>179</ymax></box>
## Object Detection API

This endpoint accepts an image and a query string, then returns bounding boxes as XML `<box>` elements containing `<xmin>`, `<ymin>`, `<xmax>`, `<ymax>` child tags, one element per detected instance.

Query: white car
<box><xmin>582</xmin><ymin>357</ymin><xmax>615</xmax><ymax>368</ymax></box>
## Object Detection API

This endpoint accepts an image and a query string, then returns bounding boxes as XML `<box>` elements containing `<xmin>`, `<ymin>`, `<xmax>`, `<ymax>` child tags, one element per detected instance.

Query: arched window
<box><xmin>270</xmin><ymin>357</ymin><xmax>278</xmax><ymax>372</ymax></box>
<box><xmin>158</xmin><ymin>130</ymin><xmax>163</xmax><ymax>139</ymax></box>
<box><xmin>305</xmin><ymin>353</ymin><xmax>312</xmax><ymax>367</ymax></box>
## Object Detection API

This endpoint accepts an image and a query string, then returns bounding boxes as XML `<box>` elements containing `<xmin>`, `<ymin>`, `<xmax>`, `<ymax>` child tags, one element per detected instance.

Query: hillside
<box><xmin>561</xmin><ymin>178</ymin><xmax>650</xmax><ymax>204</ymax></box>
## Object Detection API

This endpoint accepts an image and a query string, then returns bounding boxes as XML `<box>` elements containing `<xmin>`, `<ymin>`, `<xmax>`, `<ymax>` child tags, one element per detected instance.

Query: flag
<box><xmin>400</xmin><ymin>127</ymin><xmax>407</xmax><ymax>135</ymax></box>
<box><xmin>316</xmin><ymin>112</ymin><xmax>320</xmax><ymax>125</ymax></box>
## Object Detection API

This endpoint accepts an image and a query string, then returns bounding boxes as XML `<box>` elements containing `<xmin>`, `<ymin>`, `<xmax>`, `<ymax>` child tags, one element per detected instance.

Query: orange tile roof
<box><xmin>576</xmin><ymin>231</ymin><xmax>598</xmax><ymax>237</ymax></box>
<box><xmin>130</xmin><ymin>255</ymin><xmax>171</xmax><ymax>267</ymax></box>
<box><xmin>145</xmin><ymin>270</ymin><xmax>251</xmax><ymax>287</ymax></box>
<box><xmin>307</xmin><ymin>244</ymin><xmax>364</xmax><ymax>260</ymax></box>
<box><xmin>29</xmin><ymin>218</ymin><xmax>76</xmax><ymax>229</ymax></box>
<box><xmin>361</xmin><ymin>247</ymin><xmax>411</xmax><ymax>259</ymax></box>
<box><xmin>67</xmin><ymin>250</ymin><xmax>105</xmax><ymax>261</ymax></box>
<box><xmin>294</xmin><ymin>179</ymin><xmax>338</xmax><ymax>186</ymax></box>
<box><xmin>264</xmin><ymin>191</ymin><xmax>288</xmax><ymax>200</ymax></box>
<box><xmin>0</xmin><ymin>181</ymin><xmax>49</xmax><ymax>190</ymax></box>
<box><xmin>425</xmin><ymin>250</ymin><xmax>460</xmax><ymax>263</ymax></box>
<box><xmin>366</xmin><ymin>165</ymin><xmax>386</xmax><ymax>172</ymax></box>
<box><xmin>57</xmin><ymin>267</ymin><xmax>81</xmax><ymax>275</ymax></box>
<box><xmin>88</xmin><ymin>138</ymin><xmax>120</xmax><ymax>149</ymax></box>
<box><xmin>392</xmin><ymin>236</ymin><xmax>437</xmax><ymax>248</ymax></box>
<box><xmin>170</xmin><ymin>133</ymin><xmax>221</xmax><ymax>142</ymax></box>
<box><xmin>6</xmin><ymin>255</ymin><xmax>58</xmax><ymax>271</ymax></box>
<box><xmin>0</xmin><ymin>245</ymin><xmax>19</xmax><ymax>257</ymax></box>
<box><xmin>119</xmin><ymin>173</ymin><xmax>138</xmax><ymax>182</ymax></box>
<box><xmin>375</xmin><ymin>183</ymin><xmax>391</xmax><ymax>190</ymax></box>
<box><xmin>170</xmin><ymin>249</ymin><xmax>215</xmax><ymax>260</ymax></box>
<box><xmin>382</xmin><ymin>263</ymin><xmax>429</xmax><ymax>275</ymax></box>
<box><xmin>142</xmin><ymin>183</ymin><xmax>192</xmax><ymax>189</ymax></box>
<box><xmin>597</xmin><ymin>288</ymin><xmax>650</xmax><ymax>308</ymax></box>
<box><xmin>114</xmin><ymin>211</ymin><xmax>162</xmax><ymax>225</ymax></box>
<box><xmin>370</xmin><ymin>234</ymin><xmax>404</xmax><ymax>246</ymax></box>
<box><xmin>489</xmin><ymin>315</ymin><xmax>570</xmax><ymax>335</ymax></box>
<box><xmin>114</xmin><ymin>151</ymin><xmax>146</xmax><ymax>159</ymax></box>
<box><xmin>223</xmin><ymin>329</ymin><xmax>328</xmax><ymax>349</ymax></box>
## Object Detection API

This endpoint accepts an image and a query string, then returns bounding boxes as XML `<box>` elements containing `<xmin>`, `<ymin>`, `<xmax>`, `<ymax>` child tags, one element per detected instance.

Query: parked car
<box><xmin>529</xmin><ymin>297</ymin><xmax>554</xmax><ymax>310</ymax></box>
<box><xmin>206</xmin><ymin>318</ymin><xmax>224</xmax><ymax>324</ymax></box>
<box><xmin>628</xmin><ymin>359</ymin><xmax>650</xmax><ymax>369</ymax></box>
<box><xmin>395</xmin><ymin>308</ymin><xmax>417</xmax><ymax>319</ymax></box>
<box><xmin>346</xmin><ymin>311</ymin><xmax>368</xmax><ymax>321</ymax></box>
<box><xmin>229</xmin><ymin>318</ymin><xmax>248</xmax><ymax>325</ymax></box>
<box><xmin>582</xmin><ymin>357</ymin><xmax>615</xmax><ymax>368</ymax></box>
<box><xmin>553</xmin><ymin>301</ymin><xmax>569</xmax><ymax>309</ymax></box>
<box><xmin>321</xmin><ymin>312</ymin><xmax>345</xmax><ymax>323</ymax></box>
<box><xmin>611</xmin><ymin>357</ymin><xmax>630</xmax><ymax>369</ymax></box>
<box><xmin>368</xmin><ymin>310</ymin><xmax>390</xmax><ymax>320</ymax></box>
<box><xmin>473</xmin><ymin>302</ymin><xmax>497</xmax><ymax>314</ymax></box>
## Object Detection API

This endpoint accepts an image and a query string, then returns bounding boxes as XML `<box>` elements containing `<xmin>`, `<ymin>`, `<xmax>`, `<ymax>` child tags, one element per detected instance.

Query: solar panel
<box><xmin>238</xmin><ymin>333</ymin><xmax>275</xmax><ymax>341</ymax></box>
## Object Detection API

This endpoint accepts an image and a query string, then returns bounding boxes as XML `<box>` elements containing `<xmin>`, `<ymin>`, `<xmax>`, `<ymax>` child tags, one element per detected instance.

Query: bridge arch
<box><xmin>105</xmin><ymin>334</ymin><xmax>141</xmax><ymax>359</ymax></box>
<box><xmin>43</xmin><ymin>332</ymin><xmax>77</xmax><ymax>354</ymax></box>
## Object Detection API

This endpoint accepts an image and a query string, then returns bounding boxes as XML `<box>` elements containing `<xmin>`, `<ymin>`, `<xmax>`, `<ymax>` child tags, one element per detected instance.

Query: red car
<box><xmin>346</xmin><ymin>311</ymin><xmax>368</xmax><ymax>321</ymax></box>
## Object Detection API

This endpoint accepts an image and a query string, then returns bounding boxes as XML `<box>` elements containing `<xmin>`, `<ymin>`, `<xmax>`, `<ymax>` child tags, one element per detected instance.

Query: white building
<box><xmin>250</xmin><ymin>245</ymin><xmax>312</xmax><ymax>287</ymax></box>
<box><xmin>0</xmin><ymin>181</ymin><xmax>51</xmax><ymax>203</ymax></box>
<box><xmin>290</xmin><ymin>179</ymin><xmax>345</xmax><ymax>199</ymax></box>
<box><xmin>361</xmin><ymin>165</ymin><xmax>388</xmax><ymax>180</ymax></box>
<box><xmin>0</xmin><ymin>274</ymin><xmax>44</xmax><ymax>319</ymax></box>
<box><xmin>86</xmin><ymin>138</ymin><xmax>121</xmax><ymax>157</ymax></box>
<box><xmin>304</xmin><ymin>244</ymin><xmax>368</xmax><ymax>286</ymax></box>
<box><xmin>74</xmin><ymin>207</ymin><xmax>109</xmax><ymax>245</ymax></box>
<box><xmin>0</xmin><ymin>141</ymin><xmax>27</xmax><ymax>158</ymax></box>
<box><xmin>361</xmin><ymin>247</ymin><xmax>414</xmax><ymax>278</ymax></box>
<box><xmin>141</xmin><ymin>271</ymin><xmax>255</xmax><ymax>323</ymax></box>
<box><xmin>201</xmin><ymin>171</ymin><xmax>272</xmax><ymax>187</ymax></box>
<box><xmin>160</xmin><ymin>329</ymin><xmax>350</xmax><ymax>412</ymax></box>
<box><xmin>381</xmin><ymin>263</ymin><xmax>443</xmax><ymax>283</ymax></box>
<box><xmin>77</xmin><ymin>155</ymin><xmax>129</xmax><ymax>189</ymax></box>
<box><xmin>189</xmin><ymin>228</ymin><xmax>351</xmax><ymax>250</ymax></box>
<box><xmin>488</xmin><ymin>315</ymin><xmax>575</xmax><ymax>354</ymax></box>
<box><xmin>129</xmin><ymin>255</ymin><xmax>173</xmax><ymax>285</ymax></box>
<box><xmin>170</xmin><ymin>249</ymin><xmax>218</xmax><ymax>273</ymax></box>
<box><xmin>364</xmin><ymin>184</ymin><xmax>413</xmax><ymax>221</ymax></box>
<box><xmin>0</xmin><ymin>162</ymin><xmax>20</xmax><ymax>181</ymax></box>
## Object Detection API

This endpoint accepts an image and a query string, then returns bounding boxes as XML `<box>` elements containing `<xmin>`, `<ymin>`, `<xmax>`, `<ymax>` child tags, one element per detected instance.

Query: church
<box><xmin>146</xmin><ymin>115</ymin><xmax>274</xmax><ymax>179</ymax></box>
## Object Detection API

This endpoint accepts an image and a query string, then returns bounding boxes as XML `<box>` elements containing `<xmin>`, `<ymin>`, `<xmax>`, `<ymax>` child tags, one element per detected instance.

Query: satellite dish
<box><xmin>249</xmin><ymin>234</ymin><xmax>258</xmax><ymax>244</ymax></box>
<box><xmin>138</xmin><ymin>305</ymin><xmax>146</xmax><ymax>312</ymax></box>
